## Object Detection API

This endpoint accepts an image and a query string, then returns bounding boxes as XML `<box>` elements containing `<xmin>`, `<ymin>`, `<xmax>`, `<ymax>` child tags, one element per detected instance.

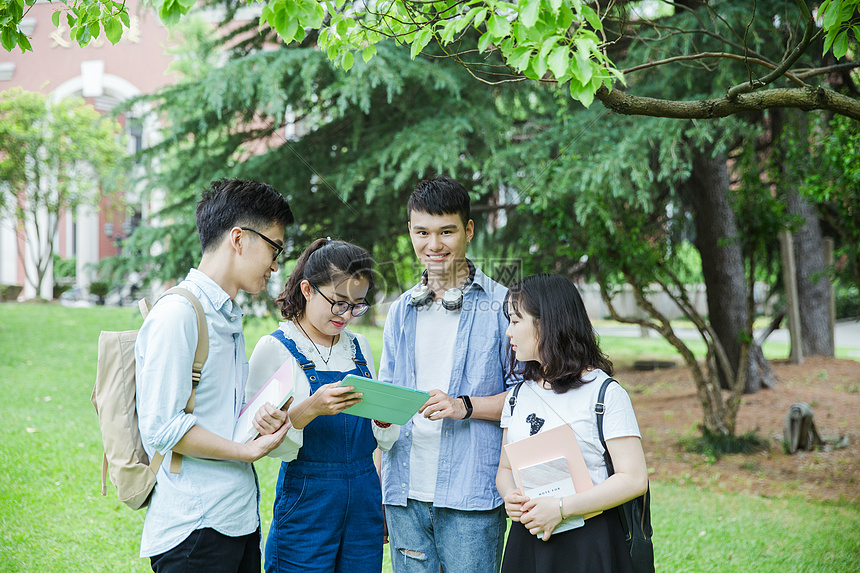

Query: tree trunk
<box><xmin>787</xmin><ymin>190</ymin><xmax>835</xmax><ymax>356</ymax></box>
<box><xmin>773</xmin><ymin>108</ymin><xmax>835</xmax><ymax>357</ymax></box>
<box><xmin>686</xmin><ymin>147</ymin><xmax>773</xmax><ymax>393</ymax></box>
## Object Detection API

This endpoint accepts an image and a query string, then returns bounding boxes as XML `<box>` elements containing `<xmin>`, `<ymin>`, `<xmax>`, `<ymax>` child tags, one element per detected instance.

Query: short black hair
<box><xmin>407</xmin><ymin>175</ymin><xmax>471</xmax><ymax>228</ymax></box>
<box><xmin>196</xmin><ymin>179</ymin><xmax>294</xmax><ymax>253</ymax></box>
<box><xmin>504</xmin><ymin>273</ymin><xmax>613</xmax><ymax>393</ymax></box>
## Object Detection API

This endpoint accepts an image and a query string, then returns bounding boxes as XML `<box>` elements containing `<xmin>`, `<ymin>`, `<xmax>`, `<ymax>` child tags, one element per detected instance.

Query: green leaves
<box><xmin>45</xmin><ymin>0</ymin><xmax>131</xmax><ymax>48</ymax></box>
<box><xmin>819</xmin><ymin>0</ymin><xmax>860</xmax><ymax>58</ymax></box>
<box><xmin>305</xmin><ymin>0</ymin><xmax>618</xmax><ymax>107</ymax></box>
<box><xmin>410</xmin><ymin>27</ymin><xmax>433</xmax><ymax>60</ymax></box>
<box><xmin>519</xmin><ymin>0</ymin><xmax>540</xmax><ymax>28</ymax></box>
<box><xmin>0</xmin><ymin>0</ymin><xmax>31</xmax><ymax>52</ymax></box>
<box><xmin>548</xmin><ymin>45</ymin><xmax>569</xmax><ymax>78</ymax></box>
<box><xmin>486</xmin><ymin>14</ymin><xmax>511</xmax><ymax>37</ymax></box>
<box><xmin>0</xmin><ymin>86</ymin><xmax>126</xmax><ymax>230</ymax></box>
<box><xmin>263</xmin><ymin>0</ymin><xmax>325</xmax><ymax>44</ymax></box>
<box><xmin>3</xmin><ymin>0</ymin><xmax>622</xmax><ymax>108</ymax></box>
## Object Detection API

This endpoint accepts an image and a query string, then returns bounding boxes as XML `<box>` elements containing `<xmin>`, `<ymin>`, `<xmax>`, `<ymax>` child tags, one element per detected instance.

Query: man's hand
<box><xmin>418</xmin><ymin>389</ymin><xmax>467</xmax><ymax>420</ymax></box>
<box><xmin>252</xmin><ymin>397</ymin><xmax>292</xmax><ymax>435</ymax></box>
<box><xmin>245</xmin><ymin>418</ymin><xmax>291</xmax><ymax>462</ymax></box>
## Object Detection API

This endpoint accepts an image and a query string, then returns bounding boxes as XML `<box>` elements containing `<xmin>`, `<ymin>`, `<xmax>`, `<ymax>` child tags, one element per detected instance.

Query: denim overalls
<box><xmin>264</xmin><ymin>330</ymin><xmax>384</xmax><ymax>573</ymax></box>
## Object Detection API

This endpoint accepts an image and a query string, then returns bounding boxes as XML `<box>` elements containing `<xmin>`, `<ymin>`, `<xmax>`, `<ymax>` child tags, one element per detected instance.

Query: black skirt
<box><xmin>501</xmin><ymin>508</ymin><xmax>635</xmax><ymax>573</ymax></box>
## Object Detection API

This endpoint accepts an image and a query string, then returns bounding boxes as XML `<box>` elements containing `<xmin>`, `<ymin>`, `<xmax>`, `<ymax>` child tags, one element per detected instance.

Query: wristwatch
<box><xmin>458</xmin><ymin>395</ymin><xmax>473</xmax><ymax>419</ymax></box>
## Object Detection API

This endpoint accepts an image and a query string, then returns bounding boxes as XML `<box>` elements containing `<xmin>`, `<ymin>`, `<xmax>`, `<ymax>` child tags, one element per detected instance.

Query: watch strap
<box><xmin>458</xmin><ymin>395</ymin><xmax>473</xmax><ymax>419</ymax></box>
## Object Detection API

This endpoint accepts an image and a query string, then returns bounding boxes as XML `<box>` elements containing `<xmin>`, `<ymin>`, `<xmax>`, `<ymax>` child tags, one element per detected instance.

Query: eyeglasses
<box><xmin>310</xmin><ymin>283</ymin><xmax>371</xmax><ymax>317</ymax></box>
<box><xmin>241</xmin><ymin>227</ymin><xmax>284</xmax><ymax>262</ymax></box>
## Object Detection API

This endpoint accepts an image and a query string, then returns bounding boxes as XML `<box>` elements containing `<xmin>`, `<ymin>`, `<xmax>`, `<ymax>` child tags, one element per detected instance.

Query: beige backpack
<box><xmin>91</xmin><ymin>287</ymin><xmax>208</xmax><ymax>510</ymax></box>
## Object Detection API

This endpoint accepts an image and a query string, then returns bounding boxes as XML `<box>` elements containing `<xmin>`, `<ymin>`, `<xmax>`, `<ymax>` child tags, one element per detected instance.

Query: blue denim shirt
<box><xmin>135</xmin><ymin>269</ymin><xmax>258</xmax><ymax>557</ymax></box>
<box><xmin>379</xmin><ymin>265</ymin><xmax>514</xmax><ymax>511</ymax></box>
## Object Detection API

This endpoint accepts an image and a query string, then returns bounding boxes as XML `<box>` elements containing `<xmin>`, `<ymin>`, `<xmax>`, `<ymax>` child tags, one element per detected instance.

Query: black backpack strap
<box><xmin>507</xmin><ymin>381</ymin><xmax>524</xmax><ymax>416</ymax></box>
<box><xmin>595</xmin><ymin>377</ymin><xmax>617</xmax><ymax>475</ymax></box>
<box><xmin>596</xmin><ymin>377</ymin><xmax>653</xmax><ymax>545</ymax></box>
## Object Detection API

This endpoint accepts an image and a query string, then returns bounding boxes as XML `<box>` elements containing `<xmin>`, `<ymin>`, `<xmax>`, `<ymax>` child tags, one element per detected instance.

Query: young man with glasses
<box><xmin>379</xmin><ymin>176</ymin><xmax>515</xmax><ymax>573</ymax></box>
<box><xmin>135</xmin><ymin>178</ymin><xmax>295</xmax><ymax>572</ymax></box>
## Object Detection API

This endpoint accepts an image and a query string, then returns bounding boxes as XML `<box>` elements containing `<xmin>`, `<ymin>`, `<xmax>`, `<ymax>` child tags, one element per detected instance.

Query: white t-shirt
<box><xmin>408</xmin><ymin>300</ymin><xmax>461</xmax><ymax>501</ymax></box>
<box><xmin>246</xmin><ymin>321</ymin><xmax>399</xmax><ymax>461</ymax></box>
<box><xmin>500</xmin><ymin>369</ymin><xmax>641</xmax><ymax>485</ymax></box>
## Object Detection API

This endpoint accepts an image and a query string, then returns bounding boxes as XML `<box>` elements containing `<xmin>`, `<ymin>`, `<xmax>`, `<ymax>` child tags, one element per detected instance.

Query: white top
<box><xmin>500</xmin><ymin>369</ymin><xmax>641</xmax><ymax>485</ymax></box>
<box><xmin>408</xmin><ymin>300</ymin><xmax>461</xmax><ymax>501</ymax></box>
<box><xmin>246</xmin><ymin>321</ymin><xmax>400</xmax><ymax>461</ymax></box>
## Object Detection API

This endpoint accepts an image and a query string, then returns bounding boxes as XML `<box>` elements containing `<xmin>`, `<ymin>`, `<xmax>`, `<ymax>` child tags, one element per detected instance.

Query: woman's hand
<box><xmin>252</xmin><ymin>397</ymin><xmax>292</xmax><ymax>435</ymax></box>
<box><xmin>520</xmin><ymin>496</ymin><xmax>564</xmax><ymax>541</ymax></box>
<box><xmin>309</xmin><ymin>382</ymin><xmax>363</xmax><ymax>417</ymax></box>
<box><xmin>503</xmin><ymin>489</ymin><xmax>529</xmax><ymax>522</ymax></box>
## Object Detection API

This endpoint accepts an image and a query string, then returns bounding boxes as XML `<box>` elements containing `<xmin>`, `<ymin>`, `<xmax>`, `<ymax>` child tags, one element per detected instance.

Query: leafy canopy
<box><xmin>4</xmin><ymin>1</ymin><xmax>858</xmax><ymax>111</ymax></box>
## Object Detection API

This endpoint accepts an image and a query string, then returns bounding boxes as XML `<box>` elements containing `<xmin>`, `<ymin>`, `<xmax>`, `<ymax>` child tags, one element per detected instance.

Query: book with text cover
<box><xmin>232</xmin><ymin>359</ymin><xmax>295</xmax><ymax>444</ymax></box>
<box><xmin>504</xmin><ymin>422</ymin><xmax>602</xmax><ymax>522</ymax></box>
<box><xmin>519</xmin><ymin>456</ymin><xmax>586</xmax><ymax>535</ymax></box>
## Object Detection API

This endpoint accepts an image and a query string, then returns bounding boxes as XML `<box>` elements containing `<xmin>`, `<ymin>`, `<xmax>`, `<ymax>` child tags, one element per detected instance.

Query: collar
<box><xmin>186</xmin><ymin>268</ymin><xmax>233</xmax><ymax>312</ymax></box>
<box><xmin>411</xmin><ymin>258</ymin><xmax>486</xmax><ymax>296</ymax></box>
<box><xmin>467</xmin><ymin>260</ymin><xmax>491</xmax><ymax>295</ymax></box>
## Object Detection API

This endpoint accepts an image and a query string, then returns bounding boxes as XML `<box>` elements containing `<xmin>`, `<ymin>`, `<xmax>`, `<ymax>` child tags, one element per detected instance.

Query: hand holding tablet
<box><xmin>336</xmin><ymin>374</ymin><xmax>430</xmax><ymax>425</ymax></box>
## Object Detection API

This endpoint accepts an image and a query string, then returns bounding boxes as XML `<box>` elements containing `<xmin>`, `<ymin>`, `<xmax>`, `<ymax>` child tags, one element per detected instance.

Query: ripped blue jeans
<box><xmin>385</xmin><ymin>500</ymin><xmax>506</xmax><ymax>573</ymax></box>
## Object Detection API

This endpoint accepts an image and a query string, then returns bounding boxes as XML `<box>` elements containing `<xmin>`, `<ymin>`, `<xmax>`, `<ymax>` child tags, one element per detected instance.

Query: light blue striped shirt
<box><xmin>135</xmin><ymin>269</ymin><xmax>258</xmax><ymax>557</ymax></box>
<box><xmin>380</xmin><ymin>265</ymin><xmax>514</xmax><ymax>510</ymax></box>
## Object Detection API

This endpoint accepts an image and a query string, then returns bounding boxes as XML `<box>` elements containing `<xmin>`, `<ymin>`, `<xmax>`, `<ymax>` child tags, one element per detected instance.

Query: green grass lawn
<box><xmin>1</xmin><ymin>303</ymin><xmax>858</xmax><ymax>572</ymax></box>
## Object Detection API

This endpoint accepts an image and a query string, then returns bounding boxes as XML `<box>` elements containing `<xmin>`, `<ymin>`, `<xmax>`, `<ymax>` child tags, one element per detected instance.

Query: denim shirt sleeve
<box><xmin>135</xmin><ymin>295</ymin><xmax>199</xmax><ymax>454</ymax></box>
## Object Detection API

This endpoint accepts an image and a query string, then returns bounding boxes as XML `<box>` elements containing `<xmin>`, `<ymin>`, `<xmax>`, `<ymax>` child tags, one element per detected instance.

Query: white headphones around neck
<box><xmin>409</xmin><ymin>260</ymin><xmax>476</xmax><ymax>311</ymax></box>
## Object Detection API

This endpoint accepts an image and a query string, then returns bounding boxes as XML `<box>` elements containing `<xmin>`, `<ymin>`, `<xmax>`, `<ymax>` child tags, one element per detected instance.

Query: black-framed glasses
<box><xmin>241</xmin><ymin>227</ymin><xmax>284</xmax><ymax>262</ymax></box>
<box><xmin>310</xmin><ymin>283</ymin><xmax>370</xmax><ymax>317</ymax></box>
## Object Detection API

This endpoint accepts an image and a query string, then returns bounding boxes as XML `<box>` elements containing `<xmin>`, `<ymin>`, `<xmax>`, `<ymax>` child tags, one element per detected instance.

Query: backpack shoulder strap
<box><xmin>595</xmin><ymin>377</ymin><xmax>617</xmax><ymax>475</ymax></box>
<box><xmin>139</xmin><ymin>298</ymin><xmax>152</xmax><ymax>319</ymax></box>
<box><xmin>149</xmin><ymin>286</ymin><xmax>209</xmax><ymax>474</ymax></box>
<box><xmin>158</xmin><ymin>287</ymin><xmax>209</xmax><ymax>388</ymax></box>
<box><xmin>507</xmin><ymin>381</ymin><xmax>524</xmax><ymax>416</ymax></box>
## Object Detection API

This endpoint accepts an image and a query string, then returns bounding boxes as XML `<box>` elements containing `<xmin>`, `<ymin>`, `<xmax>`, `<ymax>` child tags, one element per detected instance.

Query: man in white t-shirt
<box><xmin>379</xmin><ymin>176</ymin><xmax>515</xmax><ymax>573</ymax></box>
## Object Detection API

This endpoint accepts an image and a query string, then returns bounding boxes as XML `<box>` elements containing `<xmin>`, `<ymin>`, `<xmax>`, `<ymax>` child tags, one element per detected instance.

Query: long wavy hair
<box><xmin>504</xmin><ymin>273</ymin><xmax>613</xmax><ymax>393</ymax></box>
<box><xmin>275</xmin><ymin>238</ymin><xmax>374</xmax><ymax>321</ymax></box>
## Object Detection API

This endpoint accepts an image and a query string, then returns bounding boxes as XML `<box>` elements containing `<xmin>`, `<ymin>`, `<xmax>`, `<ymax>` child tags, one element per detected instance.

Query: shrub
<box><xmin>835</xmin><ymin>284</ymin><xmax>859</xmax><ymax>319</ymax></box>
<box><xmin>680</xmin><ymin>427</ymin><xmax>770</xmax><ymax>461</ymax></box>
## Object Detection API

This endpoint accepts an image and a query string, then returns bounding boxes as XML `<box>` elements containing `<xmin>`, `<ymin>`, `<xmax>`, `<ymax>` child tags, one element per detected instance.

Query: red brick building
<box><xmin>0</xmin><ymin>0</ymin><xmax>177</xmax><ymax>299</ymax></box>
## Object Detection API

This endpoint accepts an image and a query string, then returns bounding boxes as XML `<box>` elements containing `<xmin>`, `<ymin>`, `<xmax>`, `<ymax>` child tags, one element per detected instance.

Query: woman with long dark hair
<box><xmin>247</xmin><ymin>238</ymin><xmax>398</xmax><ymax>573</ymax></box>
<box><xmin>496</xmin><ymin>273</ymin><xmax>648</xmax><ymax>572</ymax></box>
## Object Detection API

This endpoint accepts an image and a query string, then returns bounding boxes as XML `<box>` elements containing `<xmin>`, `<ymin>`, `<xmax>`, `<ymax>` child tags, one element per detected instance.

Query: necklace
<box><xmin>295</xmin><ymin>320</ymin><xmax>335</xmax><ymax>365</ymax></box>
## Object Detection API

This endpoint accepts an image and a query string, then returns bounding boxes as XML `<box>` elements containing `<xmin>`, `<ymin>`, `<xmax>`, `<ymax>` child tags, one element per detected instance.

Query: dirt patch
<box><xmin>622</xmin><ymin>356</ymin><xmax>860</xmax><ymax>503</ymax></box>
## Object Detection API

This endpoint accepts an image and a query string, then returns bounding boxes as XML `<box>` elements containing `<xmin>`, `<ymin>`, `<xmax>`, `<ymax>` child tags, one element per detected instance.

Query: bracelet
<box><xmin>373</xmin><ymin>420</ymin><xmax>392</xmax><ymax>428</ymax></box>
<box><xmin>559</xmin><ymin>498</ymin><xmax>564</xmax><ymax>521</ymax></box>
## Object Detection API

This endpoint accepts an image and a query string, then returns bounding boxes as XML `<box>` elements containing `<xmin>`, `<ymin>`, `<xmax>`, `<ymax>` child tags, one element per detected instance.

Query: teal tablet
<box><xmin>337</xmin><ymin>374</ymin><xmax>430</xmax><ymax>425</ymax></box>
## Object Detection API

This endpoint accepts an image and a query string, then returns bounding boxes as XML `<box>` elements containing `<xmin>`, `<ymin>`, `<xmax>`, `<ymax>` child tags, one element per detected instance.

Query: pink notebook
<box><xmin>232</xmin><ymin>360</ymin><xmax>294</xmax><ymax>444</ymax></box>
<box><xmin>504</xmin><ymin>423</ymin><xmax>601</xmax><ymax>519</ymax></box>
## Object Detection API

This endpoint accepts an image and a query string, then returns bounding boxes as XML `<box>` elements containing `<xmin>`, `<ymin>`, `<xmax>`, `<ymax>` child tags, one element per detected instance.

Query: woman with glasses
<box><xmin>246</xmin><ymin>238</ymin><xmax>399</xmax><ymax>573</ymax></box>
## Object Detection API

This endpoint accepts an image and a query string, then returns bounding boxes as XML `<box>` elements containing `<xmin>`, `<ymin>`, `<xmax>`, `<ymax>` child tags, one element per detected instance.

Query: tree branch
<box><xmin>726</xmin><ymin>0</ymin><xmax>818</xmax><ymax>99</ymax></box>
<box><xmin>595</xmin><ymin>84</ymin><xmax>860</xmax><ymax>120</ymax></box>
<box><xmin>794</xmin><ymin>61</ymin><xmax>860</xmax><ymax>80</ymax></box>
<box><xmin>622</xmin><ymin>51</ymin><xmax>806</xmax><ymax>86</ymax></box>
